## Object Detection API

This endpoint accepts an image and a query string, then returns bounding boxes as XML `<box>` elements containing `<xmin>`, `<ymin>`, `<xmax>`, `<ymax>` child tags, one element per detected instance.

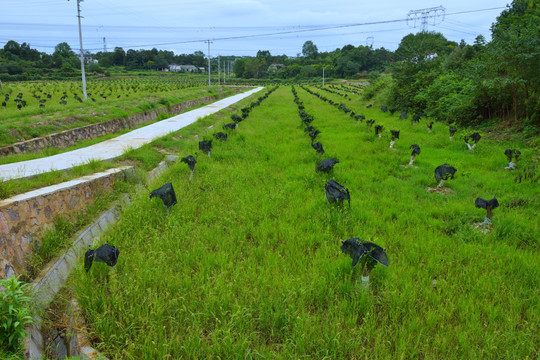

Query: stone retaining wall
<box><xmin>24</xmin><ymin>195</ymin><xmax>129</xmax><ymax>359</ymax></box>
<box><xmin>0</xmin><ymin>167</ymin><xmax>132</xmax><ymax>279</ymax></box>
<box><xmin>0</xmin><ymin>92</ymin><xmax>235</xmax><ymax>156</ymax></box>
<box><xmin>23</xmin><ymin>157</ymin><xmax>179</xmax><ymax>359</ymax></box>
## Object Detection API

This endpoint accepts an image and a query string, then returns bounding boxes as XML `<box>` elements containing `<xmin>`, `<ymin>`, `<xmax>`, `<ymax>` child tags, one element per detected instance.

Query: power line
<box><xmin>0</xmin><ymin>6</ymin><xmax>505</xmax><ymax>53</ymax></box>
<box><xmin>79</xmin><ymin>6</ymin><xmax>504</xmax><ymax>51</ymax></box>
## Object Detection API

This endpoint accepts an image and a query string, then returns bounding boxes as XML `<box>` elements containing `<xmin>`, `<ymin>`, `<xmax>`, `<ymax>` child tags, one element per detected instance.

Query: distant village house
<box><xmin>167</xmin><ymin>64</ymin><xmax>199</xmax><ymax>72</ymax></box>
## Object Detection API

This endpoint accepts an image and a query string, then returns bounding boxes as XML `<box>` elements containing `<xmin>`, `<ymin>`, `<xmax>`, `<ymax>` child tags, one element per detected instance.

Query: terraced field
<box><xmin>72</xmin><ymin>85</ymin><xmax>538</xmax><ymax>359</ymax></box>
<box><xmin>0</xmin><ymin>77</ymin><xmax>239</xmax><ymax>148</ymax></box>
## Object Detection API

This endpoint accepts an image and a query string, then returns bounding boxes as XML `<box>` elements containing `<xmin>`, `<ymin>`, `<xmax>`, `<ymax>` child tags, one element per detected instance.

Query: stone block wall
<box><xmin>0</xmin><ymin>167</ymin><xmax>132</xmax><ymax>279</ymax></box>
<box><xmin>0</xmin><ymin>92</ymin><xmax>236</xmax><ymax>156</ymax></box>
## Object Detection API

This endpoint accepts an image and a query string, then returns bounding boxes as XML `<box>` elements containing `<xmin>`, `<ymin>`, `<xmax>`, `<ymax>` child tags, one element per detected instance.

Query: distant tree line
<box><xmin>0</xmin><ymin>42</ymin><xmax>211</xmax><ymax>81</ymax></box>
<box><xmin>233</xmin><ymin>43</ymin><xmax>393</xmax><ymax>80</ymax></box>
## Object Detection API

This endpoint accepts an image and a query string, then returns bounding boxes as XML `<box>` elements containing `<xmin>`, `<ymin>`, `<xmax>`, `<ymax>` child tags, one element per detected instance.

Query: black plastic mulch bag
<box><xmin>434</xmin><ymin>164</ymin><xmax>457</xmax><ymax>183</ymax></box>
<box><xmin>309</xmin><ymin>129</ymin><xmax>321</xmax><ymax>141</ymax></box>
<box><xmin>340</xmin><ymin>238</ymin><xmax>389</xmax><ymax>268</ymax></box>
<box><xmin>311</xmin><ymin>142</ymin><xmax>325</xmax><ymax>154</ymax></box>
<box><xmin>325</xmin><ymin>179</ymin><xmax>350</xmax><ymax>206</ymax></box>
<box><xmin>213</xmin><ymin>132</ymin><xmax>228</xmax><ymax>141</ymax></box>
<box><xmin>391</xmin><ymin>130</ymin><xmax>400</xmax><ymax>140</ymax></box>
<box><xmin>412</xmin><ymin>114</ymin><xmax>421</xmax><ymax>122</ymax></box>
<box><xmin>366</xmin><ymin>120</ymin><xmax>375</xmax><ymax>127</ymax></box>
<box><xmin>381</xmin><ymin>105</ymin><xmax>388</xmax><ymax>112</ymax></box>
<box><xmin>150</xmin><ymin>182</ymin><xmax>177</xmax><ymax>209</ymax></box>
<box><xmin>316</xmin><ymin>158</ymin><xmax>339</xmax><ymax>172</ymax></box>
<box><xmin>223</xmin><ymin>122</ymin><xmax>238</xmax><ymax>130</ymax></box>
<box><xmin>375</xmin><ymin>125</ymin><xmax>383</xmax><ymax>135</ymax></box>
<box><xmin>399</xmin><ymin>112</ymin><xmax>408</xmax><ymax>119</ymax></box>
<box><xmin>465</xmin><ymin>132</ymin><xmax>481</xmax><ymax>144</ymax></box>
<box><xmin>181</xmin><ymin>155</ymin><xmax>197</xmax><ymax>171</ymax></box>
<box><xmin>449</xmin><ymin>126</ymin><xmax>457</xmax><ymax>136</ymax></box>
<box><xmin>410</xmin><ymin>144</ymin><xmax>421</xmax><ymax>156</ymax></box>
<box><xmin>505</xmin><ymin>149</ymin><xmax>521</xmax><ymax>162</ymax></box>
<box><xmin>199</xmin><ymin>140</ymin><xmax>212</xmax><ymax>154</ymax></box>
<box><xmin>84</xmin><ymin>243</ymin><xmax>120</xmax><ymax>272</ymax></box>
<box><xmin>505</xmin><ymin>149</ymin><xmax>514</xmax><ymax>162</ymax></box>
<box><xmin>475</xmin><ymin>197</ymin><xmax>499</xmax><ymax>210</ymax></box>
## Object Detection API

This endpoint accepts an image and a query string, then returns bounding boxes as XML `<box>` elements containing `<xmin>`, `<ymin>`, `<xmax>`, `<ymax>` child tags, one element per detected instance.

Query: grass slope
<box><xmin>72</xmin><ymin>86</ymin><xmax>539</xmax><ymax>359</ymax></box>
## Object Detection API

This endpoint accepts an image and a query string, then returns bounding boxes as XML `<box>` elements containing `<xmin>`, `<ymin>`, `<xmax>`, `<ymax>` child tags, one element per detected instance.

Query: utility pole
<box><xmin>407</xmin><ymin>6</ymin><xmax>445</xmax><ymax>32</ymax></box>
<box><xmin>103</xmin><ymin>37</ymin><xmax>107</xmax><ymax>53</ymax></box>
<box><xmin>206</xmin><ymin>40</ymin><xmax>212</xmax><ymax>87</ymax></box>
<box><xmin>71</xmin><ymin>0</ymin><xmax>87</xmax><ymax>100</ymax></box>
<box><xmin>218</xmin><ymin>55</ymin><xmax>220</xmax><ymax>85</ymax></box>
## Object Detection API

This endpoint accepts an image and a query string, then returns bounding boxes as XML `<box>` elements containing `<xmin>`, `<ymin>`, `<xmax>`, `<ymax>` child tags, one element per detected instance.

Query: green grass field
<box><xmin>71</xmin><ymin>85</ymin><xmax>538</xmax><ymax>359</ymax></box>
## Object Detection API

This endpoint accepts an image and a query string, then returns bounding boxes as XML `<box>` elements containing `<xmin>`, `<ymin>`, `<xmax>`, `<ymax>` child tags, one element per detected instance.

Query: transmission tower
<box><xmin>407</xmin><ymin>6</ymin><xmax>445</xmax><ymax>32</ymax></box>
<box><xmin>366</xmin><ymin>36</ymin><xmax>374</xmax><ymax>47</ymax></box>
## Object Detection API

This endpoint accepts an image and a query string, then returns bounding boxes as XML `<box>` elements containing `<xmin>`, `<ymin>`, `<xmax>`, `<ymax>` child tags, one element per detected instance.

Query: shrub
<box><xmin>420</xmin><ymin>73</ymin><xmax>479</xmax><ymax>124</ymax></box>
<box><xmin>0</xmin><ymin>276</ymin><xmax>33</xmax><ymax>352</ymax></box>
<box><xmin>362</xmin><ymin>75</ymin><xmax>392</xmax><ymax>102</ymax></box>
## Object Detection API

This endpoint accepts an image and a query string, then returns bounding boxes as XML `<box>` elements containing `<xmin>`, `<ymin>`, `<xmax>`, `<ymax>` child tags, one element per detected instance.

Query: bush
<box><xmin>362</xmin><ymin>75</ymin><xmax>392</xmax><ymax>101</ymax></box>
<box><xmin>420</xmin><ymin>73</ymin><xmax>479</xmax><ymax>124</ymax></box>
<box><xmin>0</xmin><ymin>276</ymin><xmax>33</xmax><ymax>352</ymax></box>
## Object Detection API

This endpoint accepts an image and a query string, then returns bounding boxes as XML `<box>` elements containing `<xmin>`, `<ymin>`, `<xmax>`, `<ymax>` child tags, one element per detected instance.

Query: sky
<box><xmin>0</xmin><ymin>0</ymin><xmax>511</xmax><ymax>57</ymax></box>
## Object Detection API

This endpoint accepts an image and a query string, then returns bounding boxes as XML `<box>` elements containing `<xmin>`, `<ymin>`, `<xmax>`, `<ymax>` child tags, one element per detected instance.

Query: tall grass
<box><xmin>72</xmin><ymin>86</ymin><xmax>538</xmax><ymax>359</ymax></box>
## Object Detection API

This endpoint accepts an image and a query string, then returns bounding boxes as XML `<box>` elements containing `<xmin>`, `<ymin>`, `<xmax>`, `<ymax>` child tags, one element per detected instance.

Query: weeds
<box><xmin>0</xmin><ymin>276</ymin><xmax>33</xmax><ymax>353</ymax></box>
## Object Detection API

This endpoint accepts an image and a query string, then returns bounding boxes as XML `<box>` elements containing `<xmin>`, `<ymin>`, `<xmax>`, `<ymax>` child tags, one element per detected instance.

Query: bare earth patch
<box><xmin>471</xmin><ymin>222</ymin><xmax>493</xmax><ymax>234</ymax></box>
<box><xmin>427</xmin><ymin>186</ymin><xmax>453</xmax><ymax>195</ymax></box>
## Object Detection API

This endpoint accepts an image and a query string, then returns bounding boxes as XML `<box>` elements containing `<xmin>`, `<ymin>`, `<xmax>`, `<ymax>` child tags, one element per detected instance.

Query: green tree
<box><xmin>52</xmin><ymin>42</ymin><xmax>78</xmax><ymax>68</ymax></box>
<box><xmin>302</xmin><ymin>41</ymin><xmax>318</xmax><ymax>58</ymax></box>
<box><xmin>111</xmin><ymin>47</ymin><xmax>126</xmax><ymax>66</ymax></box>
<box><xmin>233</xmin><ymin>58</ymin><xmax>246</xmax><ymax>78</ymax></box>
<box><xmin>3</xmin><ymin>40</ymin><xmax>21</xmax><ymax>58</ymax></box>
<box><xmin>395</xmin><ymin>31</ymin><xmax>456</xmax><ymax>62</ymax></box>
<box><xmin>485</xmin><ymin>0</ymin><xmax>539</xmax><ymax>122</ymax></box>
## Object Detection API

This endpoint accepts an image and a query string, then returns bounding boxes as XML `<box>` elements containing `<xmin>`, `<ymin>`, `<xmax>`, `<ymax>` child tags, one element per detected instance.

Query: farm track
<box><xmin>70</xmin><ymin>86</ymin><xmax>538</xmax><ymax>359</ymax></box>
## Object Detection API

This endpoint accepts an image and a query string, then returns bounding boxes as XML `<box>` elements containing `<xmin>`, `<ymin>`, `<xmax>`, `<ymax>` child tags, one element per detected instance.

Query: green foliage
<box><xmin>0</xmin><ymin>277</ymin><xmax>33</xmax><ymax>352</ymax></box>
<box><xmin>394</xmin><ymin>31</ymin><xmax>457</xmax><ymax>62</ymax></box>
<box><xmin>419</xmin><ymin>73</ymin><xmax>479</xmax><ymax>124</ymax></box>
<box><xmin>302</xmin><ymin>40</ymin><xmax>319</xmax><ymax>58</ymax></box>
<box><xmin>362</xmin><ymin>75</ymin><xmax>392</xmax><ymax>101</ymax></box>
